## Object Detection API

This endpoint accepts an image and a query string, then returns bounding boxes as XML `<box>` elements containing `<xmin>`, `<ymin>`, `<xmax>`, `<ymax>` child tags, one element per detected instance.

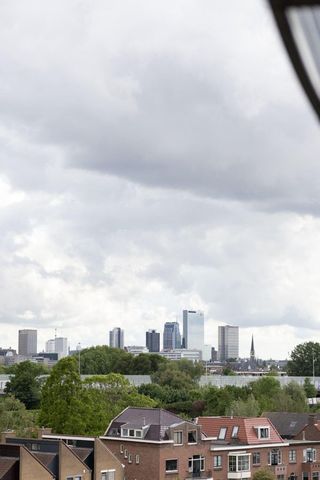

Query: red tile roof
<box><xmin>196</xmin><ymin>416</ymin><xmax>284</xmax><ymax>445</ymax></box>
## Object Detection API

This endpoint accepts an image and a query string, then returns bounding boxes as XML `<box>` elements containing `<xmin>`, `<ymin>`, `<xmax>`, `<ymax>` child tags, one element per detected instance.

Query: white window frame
<box><xmin>257</xmin><ymin>426</ymin><xmax>270</xmax><ymax>439</ymax></box>
<box><xmin>101</xmin><ymin>470</ymin><xmax>115</xmax><ymax>480</ymax></box>
<box><xmin>165</xmin><ymin>458</ymin><xmax>178</xmax><ymax>473</ymax></box>
<box><xmin>252</xmin><ymin>452</ymin><xmax>260</xmax><ymax>465</ymax></box>
<box><xmin>128</xmin><ymin>453</ymin><xmax>132</xmax><ymax>464</ymax></box>
<box><xmin>228</xmin><ymin>452</ymin><xmax>251</xmax><ymax>473</ymax></box>
<box><xmin>135</xmin><ymin>454</ymin><xmax>140</xmax><ymax>464</ymax></box>
<box><xmin>173</xmin><ymin>431</ymin><xmax>183</xmax><ymax>445</ymax></box>
<box><xmin>188</xmin><ymin>455</ymin><xmax>205</xmax><ymax>473</ymax></box>
<box><xmin>304</xmin><ymin>448</ymin><xmax>316</xmax><ymax>463</ymax></box>
<box><xmin>289</xmin><ymin>450</ymin><xmax>297</xmax><ymax>463</ymax></box>
<box><xmin>214</xmin><ymin>455</ymin><xmax>222</xmax><ymax>468</ymax></box>
<box><xmin>121</xmin><ymin>427</ymin><xmax>143</xmax><ymax>438</ymax></box>
<box><xmin>188</xmin><ymin>430</ymin><xmax>197</xmax><ymax>444</ymax></box>
<box><xmin>232</xmin><ymin>426</ymin><xmax>239</xmax><ymax>438</ymax></box>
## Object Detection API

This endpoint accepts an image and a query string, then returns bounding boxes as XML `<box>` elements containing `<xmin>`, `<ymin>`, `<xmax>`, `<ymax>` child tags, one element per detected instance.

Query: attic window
<box><xmin>218</xmin><ymin>427</ymin><xmax>227</xmax><ymax>440</ymax></box>
<box><xmin>231</xmin><ymin>426</ymin><xmax>239</xmax><ymax>438</ymax></box>
<box><xmin>257</xmin><ymin>427</ymin><xmax>270</xmax><ymax>439</ymax></box>
<box><xmin>188</xmin><ymin>430</ymin><xmax>197</xmax><ymax>444</ymax></box>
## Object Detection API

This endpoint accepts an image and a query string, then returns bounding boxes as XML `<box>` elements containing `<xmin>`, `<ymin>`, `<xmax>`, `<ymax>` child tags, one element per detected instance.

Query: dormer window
<box><xmin>188</xmin><ymin>430</ymin><xmax>197</xmax><ymax>444</ymax></box>
<box><xmin>121</xmin><ymin>427</ymin><xmax>143</xmax><ymax>438</ymax></box>
<box><xmin>218</xmin><ymin>427</ymin><xmax>227</xmax><ymax>440</ymax></box>
<box><xmin>257</xmin><ymin>426</ymin><xmax>270</xmax><ymax>439</ymax></box>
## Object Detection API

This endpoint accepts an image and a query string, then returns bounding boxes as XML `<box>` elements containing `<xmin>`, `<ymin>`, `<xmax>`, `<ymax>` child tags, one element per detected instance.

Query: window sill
<box><xmin>166</xmin><ymin>471</ymin><xmax>178</xmax><ymax>474</ymax></box>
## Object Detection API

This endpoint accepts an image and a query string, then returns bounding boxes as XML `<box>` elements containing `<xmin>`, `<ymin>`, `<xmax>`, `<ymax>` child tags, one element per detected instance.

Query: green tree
<box><xmin>287</xmin><ymin>342</ymin><xmax>320</xmax><ymax>376</ymax></box>
<box><xmin>252</xmin><ymin>468</ymin><xmax>276</xmax><ymax>480</ymax></box>
<box><xmin>227</xmin><ymin>394</ymin><xmax>260</xmax><ymax>416</ymax></box>
<box><xmin>4</xmin><ymin>361</ymin><xmax>45</xmax><ymax>409</ymax></box>
<box><xmin>250</xmin><ymin>377</ymin><xmax>281</xmax><ymax>412</ymax></box>
<box><xmin>304</xmin><ymin>377</ymin><xmax>317</xmax><ymax>398</ymax></box>
<box><xmin>39</xmin><ymin>357</ymin><xmax>88</xmax><ymax>434</ymax></box>
<box><xmin>0</xmin><ymin>395</ymin><xmax>37</xmax><ymax>437</ymax></box>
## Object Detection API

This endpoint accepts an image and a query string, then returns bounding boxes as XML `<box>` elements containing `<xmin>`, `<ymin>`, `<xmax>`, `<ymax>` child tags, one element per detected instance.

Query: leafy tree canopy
<box><xmin>252</xmin><ymin>468</ymin><xmax>276</xmax><ymax>480</ymax></box>
<box><xmin>0</xmin><ymin>395</ymin><xmax>37</xmax><ymax>437</ymax></box>
<box><xmin>4</xmin><ymin>361</ymin><xmax>45</xmax><ymax>409</ymax></box>
<box><xmin>287</xmin><ymin>342</ymin><xmax>320</xmax><ymax>376</ymax></box>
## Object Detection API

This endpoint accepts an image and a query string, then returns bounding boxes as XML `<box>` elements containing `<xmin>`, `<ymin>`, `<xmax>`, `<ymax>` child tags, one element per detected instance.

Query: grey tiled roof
<box><xmin>263</xmin><ymin>412</ymin><xmax>320</xmax><ymax>438</ymax></box>
<box><xmin>106</xmin><ymin>407</ymin><xmax>191</xmax><ymax>441</ymax></box>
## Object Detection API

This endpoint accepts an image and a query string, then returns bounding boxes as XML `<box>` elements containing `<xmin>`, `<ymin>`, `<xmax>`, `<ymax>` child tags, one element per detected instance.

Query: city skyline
<box><xmin>0</xmin><ymin>1</ymin><xmax>319</xmax><ymax>360</ymax></box>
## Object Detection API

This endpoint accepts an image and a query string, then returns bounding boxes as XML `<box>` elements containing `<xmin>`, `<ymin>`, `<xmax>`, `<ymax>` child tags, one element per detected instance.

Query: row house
<box><xmin>0</xmin><ymin>436</ymin><xmax>124</xmax><ymax>480</ymax></box>
<box><xmin>102</xmin><ymin>407</ymin><xmax>320</xmax><ymax>480</ymax></box>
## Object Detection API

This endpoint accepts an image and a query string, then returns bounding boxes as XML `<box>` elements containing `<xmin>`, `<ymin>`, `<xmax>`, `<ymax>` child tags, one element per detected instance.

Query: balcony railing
<box><xmin>185</xmin><ymin>470</ymin><xmax>213</xmax><ymax>479</ymax></box>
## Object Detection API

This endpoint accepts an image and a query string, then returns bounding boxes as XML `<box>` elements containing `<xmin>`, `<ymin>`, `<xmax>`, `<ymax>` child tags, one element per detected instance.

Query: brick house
<box><xmin>101</xmin><ymin>407</ymin><xmax>213</xmax><ymax>480</ymax></box>
<box><xmin>0</xmin><ymin>436</ymin><xmax>124</xmax><ymax>480</ymax></box>
<box><xmin>197</xmin><ymin>415</ymin><xmax>320</xmax><ymax>480</ymax></box>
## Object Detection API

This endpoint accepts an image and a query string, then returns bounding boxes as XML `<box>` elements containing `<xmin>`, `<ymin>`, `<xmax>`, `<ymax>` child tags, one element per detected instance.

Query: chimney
<box><xmin>309</xmin><ymin>414</ymin><xmax>317</xmax><ymax>425</ymax></box>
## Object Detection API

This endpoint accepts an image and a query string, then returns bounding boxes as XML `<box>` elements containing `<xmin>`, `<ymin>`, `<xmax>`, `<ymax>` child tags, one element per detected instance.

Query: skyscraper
<box><xmin>146</xmin><ymin>329</ymin><xmax>160</xmax><ymax>352</ymax></box>
<box><xmin>109</xmin><ymin>327</ymin><xmax>124</xmax><ymax>349</ymax></box>
<box><xmin>163</xmin><ymin>322</ymin><xmax>181</xmax><ymax>350</ymax></box>
<box><xmin>45</xmin><ymin>337</ymin><xmax>68</xmax><ymax>358</ymax></box>
<box><xmin>182</xmin><ymin>310</ymin><xmax>204</xmax><ymax>353</ymax></box>
<box><xmin>218</xmin><ymin>325</ymin><xmax>239</xmax><ymax>361</ymax></box>
<box><xmin>18</xmin><ymin>329</ymin><xmax>37</xmax><ymax>356</ymax></box>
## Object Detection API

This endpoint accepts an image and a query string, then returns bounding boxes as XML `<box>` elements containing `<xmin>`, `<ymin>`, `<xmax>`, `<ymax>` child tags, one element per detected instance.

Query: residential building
<box><xmin>18</xmin><ymin>329</ymin><xmax>37</xmax><ymax>356</ymax></box>
<box><xmin>145</xmin><ymin>329</ymin><xmax>160</xmax><ymax>353</ymax></box>
<box><xmin>109</xmin><ymin>328</ymin><xmax>124</xmax><ymax>350</ymax></box>
<box><xmin>163</xmin><ymin>322</ymin><xmax>181</xmax><ymax>350</ymax></box>
<box><xmin>182</xmin><ymin>310</ymin><xmax>204</xmax><ymax>354</ymax></box>
<box><xmin>102</xmin><ymin>407</ymin><xmax>211</xmax><ymax>480</ymax></box>
<box><xmin>5</xmin><ymin>436</ymin><xmax>125</xmax><ymax>480</ymax></box>
<box><xmin>218</xmin><ymin>325</ymin><xmax>239</xmax><ymax>361</ymax></box>
<box><xmin>159</xmin><ymin>349</ymin><xmax>202</xmax><ymax>362</ymax></box>
<box><xmin>264</xmin><ymin>412</ymin><xmax>320</xmax><ymax>440</ymax></box>
<box><xmin>45</xmin><ymin>336</ymin><xmax>68</xmax><ymax>358</ymax></box>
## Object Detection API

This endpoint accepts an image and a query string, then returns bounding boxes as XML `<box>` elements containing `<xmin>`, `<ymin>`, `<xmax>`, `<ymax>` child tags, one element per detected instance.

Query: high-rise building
<box><xmin>163</xmin><ymin>322</ymin><xmax>181</xmax><ymax>350</ymax></box>
<box><xmin>109</xmin><ymin>327</ymin><xmax>124</xmax><ymax>349</ymax></box>
<box><xmin>146</xmin><ymin>329</ymin><xmax>160</xmax><ymax>353</ymax></box>
<box><xmin>45</xmin><ymin>337</ymin><xmax>68</xmax><ymax>358</ymax></box>
<box><xmin>218</xmin><ymin>325</ymin><xmax>239</xmax><ymax>361</ymax></box>
<box><xmin>18</xmin><ymin>329</ymin><xmax>37</xmax><ymax>356</ymax></box>
<box><xmin>182</xmin><ymin>310</ymin><xmax>204</xmax><ymax>354</ymax></box>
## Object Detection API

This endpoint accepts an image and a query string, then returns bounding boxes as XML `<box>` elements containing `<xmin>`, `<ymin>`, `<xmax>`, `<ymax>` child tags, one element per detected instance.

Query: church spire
<box><xmin>250</xmin><ymin>334</ymin><xmax>255</xmax><ymax>360</ymax></box>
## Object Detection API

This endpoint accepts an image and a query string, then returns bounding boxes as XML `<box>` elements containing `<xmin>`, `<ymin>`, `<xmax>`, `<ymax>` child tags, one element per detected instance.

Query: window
<box><xmin>128</xmin><ymin>453</ymin><xmax>132</xmax><ymax>464</ymax></box>
<box><xmin>268</xmin><ymin>449</ymin><xmax>282</xmax><ymax>466</ymax></box>
<box><xmin>312</xmin><ymin>473</ymin><xmax>319</xmax><ymax>480</ymax></box>
<box><xmin>218</xmin><ymin>427</ymin><xmax>227</xmax><ymax>440</ymax></box>
<box><xmin>120</xmin><ymin>444</ymin><xmax>124</xmax><ymax>453</ymax></box>
<box><xmin>121</xmin><ymin>427</ymin><xmax>142</xmax><ymax>438</ymax></box>
<box><xmin>289</xmin><ymin>450</ymin><xmax>297</xmax><ymax>463</ymax></box>
<box><xmin>166</xmin><ymin>459</ymin><xmax>178</xmax><ymax>472</ymax></box>
<box><xmin>124</xmin><ymin>449</ymin><xmax>128</xmax><ymax>458</ymax></box>
<box><xmin>304</xmin><ymin>449</ymin><xmax>316</xmax><ymax>463</ymax></box>
<box><xmin>188</xmin><ymin>455</ymin><xmax>205</xmax><ymax>473</ymax></box>
<box><xmin>228</xmin><ymin>454</ymin><xmax>250</xmax><ymax>473</ymax></box>
<box><xmin>174</xmin><ymin>431</ymin><xmax>183</xmax><ymax>445</ymax></box>
<box><xmin>277</xmin><ymin>476</ymin><xmax>285</xmax><ymax>480</ymax></box>
<box><xmin>135</xmin><ymin>454</ymin><xmax>140</xmax><ymax>464</ymax></box>
<box><xmin>188</xmin><ymin>430</ymin><xmax>197</xmax><ymax>444</ymax></box>
<box><xmin>66</xmin><ymin>477</ymin><xmax>82</xmax><ymax>480</ymax></box>
<box><xmin>257</xmin><ymin>427</ymin><xmax>270</xmax><ymax>439</ymax></box>
<box><xmin>302</xmin><ymin>473</ymin><xmax>309</xmax><ymax>480</ymax></box>
<box><xmin>213</xmin><ymin>455</ymin><xmax>222</xmax><ymax>468</ymax></box>
<box><xmin>101</xmin><ymin>471</ymin><xmax>115</xmax><ymax>480</ymax></box>
<box><xmin>252</xmin><ymin>452</ymin><xmax>260</xmax><ymax>465</ymax></box>
<box><xmin>232</xmin><ymin>426</ymin><xmax>239</xmax><ymax>438</ymax></box>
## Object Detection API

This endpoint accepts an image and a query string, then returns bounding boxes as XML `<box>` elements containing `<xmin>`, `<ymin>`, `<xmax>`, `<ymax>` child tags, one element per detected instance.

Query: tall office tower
<box><xmin>182</xmin><ymin>310</ymin><xmax>204</xmax><ymax>354</ymax></box>
<box><xmin>109</xmin><ymin>327</ymin><xmax>124</xmax><ymax>349</ymax></box>
<box><xmin>163</xmin><ymin>322</ymin><xmax>181</xmax><ymax>350</ymax></box>
<box><xmin>146</xmin><ymin>329</ymin><xmax>160</xmax><ymax>353</ymax></box>
<box><xmin>18</xmin><ymin>329</ymin><xmax>37</xmax><ymax>356</ymax></box>
<box><xmin>218</xmin><ymin>325</ymin><xmax>239</xmax><ymax>361</ymax></box>
<box><xmin>45</xmin><ymin>337</ymin><xmax>68</xmax><ymax>358</ymax></box>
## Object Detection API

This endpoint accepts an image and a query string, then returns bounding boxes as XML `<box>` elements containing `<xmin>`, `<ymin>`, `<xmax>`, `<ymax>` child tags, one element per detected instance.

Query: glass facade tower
<box><xmin>182</xmin><ymin>310</ymin><xmax>204</xmax><ymax>355</ymax></box>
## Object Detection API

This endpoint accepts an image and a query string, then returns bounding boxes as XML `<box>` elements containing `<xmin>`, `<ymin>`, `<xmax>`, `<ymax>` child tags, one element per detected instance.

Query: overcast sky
<box><xmin>0</xmin><ymin>0</ymin><xmax>320</xmax><ymax>359</ymax></box>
